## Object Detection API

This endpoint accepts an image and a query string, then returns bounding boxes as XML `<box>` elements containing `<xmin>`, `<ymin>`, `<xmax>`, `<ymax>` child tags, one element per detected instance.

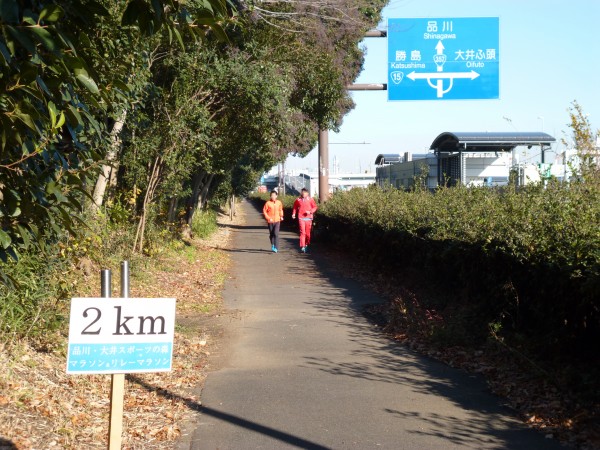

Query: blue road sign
<box><xmin>387</xmin><ymin>18</ymin><xmax>499</xmax><ymax>101</ymax></box>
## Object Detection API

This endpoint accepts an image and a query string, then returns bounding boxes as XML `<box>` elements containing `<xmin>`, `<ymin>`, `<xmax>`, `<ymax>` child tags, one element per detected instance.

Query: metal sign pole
<box><xmin>101</xmin><ymin>270</ymin><xmax>112</xmax><ymax>299</ymax></box>
<box><xmin>315</xmin><ymin>30</ymin><xmax>386</xmax><ymax>204</ymax></box>
<box><xmin>108</xmin><ymin>261</ymin><xmax>129</xmax><ymax>449</ymax></box>
<box><xmin>120</xmin><ymin>261</ymin><xmax>130</xmax><ymax>298</ymax></box>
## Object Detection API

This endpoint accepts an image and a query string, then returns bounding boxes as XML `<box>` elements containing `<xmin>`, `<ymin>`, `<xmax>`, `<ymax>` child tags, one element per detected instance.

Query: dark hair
<box><xmin>301</xmin><ymin>188</ymin><xmax>308</xmax><ymax>193</ymax></box>
<box><xmin>270</xmin><ymin>190</ymin><xmax>278</xmax><ymax>195</ymax></box>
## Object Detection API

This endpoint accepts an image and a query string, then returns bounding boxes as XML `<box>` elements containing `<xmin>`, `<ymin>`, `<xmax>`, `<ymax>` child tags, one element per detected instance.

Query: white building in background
<box><xmin>286</xmin><ymin>172</ymin><xmax>375</xmax><ymax>197</ymax></box>
<box><xmin>375</xmin><ymin>152</ymin><xmax>438</xmax><ymax>189</ymax></box>
<box><xmin>376</xmin><ymin>131</ymin><xmax>561</xmax><ymax>189</ymax></box>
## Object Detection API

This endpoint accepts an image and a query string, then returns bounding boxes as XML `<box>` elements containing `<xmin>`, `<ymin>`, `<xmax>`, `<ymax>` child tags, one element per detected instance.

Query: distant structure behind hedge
<box><xmin>376</xmin><ymin>131</ymin><xmax>562</xmax><ymax>189</ymax></box>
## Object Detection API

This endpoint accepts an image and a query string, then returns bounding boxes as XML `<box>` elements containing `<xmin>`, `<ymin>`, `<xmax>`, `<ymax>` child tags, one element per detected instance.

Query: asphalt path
<box><xmin>180</xmin><ymin>200</ymin><xmax>562</xmax><ymax>449</ymax></box>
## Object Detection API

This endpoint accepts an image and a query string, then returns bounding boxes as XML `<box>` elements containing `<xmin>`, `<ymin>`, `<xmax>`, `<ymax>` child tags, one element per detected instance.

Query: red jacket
<box><xmin>292</xmin><ymin>196</ymin><xmax>317</xmax><ymax>220</ymax></box>
<box><xmin>263</xmin><ymin>200</ymin><xmax>284</xmax><ymax>223</ymax></box>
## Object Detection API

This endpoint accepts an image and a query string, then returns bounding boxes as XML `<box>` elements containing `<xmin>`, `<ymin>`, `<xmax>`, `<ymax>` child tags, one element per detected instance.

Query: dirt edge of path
<box><xmin>0</xmin><ymin>205</ymin><xmax>245</xmax><ymax>450</ymax></box>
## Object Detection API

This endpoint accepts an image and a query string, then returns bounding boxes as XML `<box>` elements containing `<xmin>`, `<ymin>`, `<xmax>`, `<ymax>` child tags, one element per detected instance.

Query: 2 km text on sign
<box><xmin>387</xmin><ymin>17</ymin><xmax>500</xmax><ymax>101</ymax></box>
<box><xmin>67</xmin><ymin>298</ymin><xmax>176</xmax><ymax>374</ymax></box>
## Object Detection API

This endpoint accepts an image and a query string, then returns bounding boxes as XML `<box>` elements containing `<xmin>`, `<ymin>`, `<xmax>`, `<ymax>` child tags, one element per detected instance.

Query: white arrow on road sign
<box><xmin>435</xmin><ymin>40</ymin><xmax>445</xmax><ymax>55</ymax></box>
<box><xmin>433</xmin><ymin>40</ymin><xmax>447</xmax><ymax>72</ymax></box>
<box><xmin>407</xmin><ymin>70</ymin><xmax>480</xmax><ymax>81</ymax></box>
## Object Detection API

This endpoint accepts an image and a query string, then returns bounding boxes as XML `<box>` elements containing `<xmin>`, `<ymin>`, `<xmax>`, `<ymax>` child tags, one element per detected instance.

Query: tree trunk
<box><xmin>92</xmin><ymin>111</ymin><xmax>127</xmax><ymax>209</ymax></box>
<box><xmin>185</xmin><ymin>169</ymin><xmax>207</xmax><ymax>225</ymax></box>
<box><xmin>133</xmin><ymin>156</ymin><xmax>162</xmax><ymax>253</ymax></box>
<box><xmin>186</xmin><ymin>172</ymin><xmax>214</xmax><ymax>225</ymax></box>
<box><xmin>108</xmin><ymin>161</ymin><xmax>119</xmax><ymax>188</ymax></box>
<box><xmin>229</xmin><ymin>194</ymin><xmax>235</xmax><ymax>221</ymax></box>
<box><xmin>198</xmin><ymin>174</ymin><xmax>215</xmax><ymax>211</ymax></box>
<box><xmin>167</xmin><ymin>196</ymin><xmax>179</xmax><ymax>223</ymax></box>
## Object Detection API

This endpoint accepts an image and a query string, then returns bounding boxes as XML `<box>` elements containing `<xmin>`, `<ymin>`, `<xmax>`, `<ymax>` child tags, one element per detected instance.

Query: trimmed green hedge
<box><xmin>318</xmin><ymin>181</ymin><xmax>600</xmax><ymax>357</ymax></box>
<box><xmin>250</xmin><ymin>192</ymin><xmax>297</xmax><ymax>209</ymax></box>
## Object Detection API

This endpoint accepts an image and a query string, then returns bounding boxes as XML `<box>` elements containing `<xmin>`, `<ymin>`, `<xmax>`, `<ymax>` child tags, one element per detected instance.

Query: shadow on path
<box><xmin>0</xmin><ymin>437</ymin><xmax>17</xmax><ymax>450</ymax></box>
<box><xmin>172</xmin><ymin>200</ymin><xmax>562</xmax><ymax>449</ymax></box>
<box><xmin>218</xmin><ymin>223</ymin><xmax>265</xmax><ymax>231</ymax></box>
<box><xmin>129</xmin><ymin>375</ymin><xmax>330</xmax><ymax>450</ymax></box>
<box><xmin>221</xmin><ymin>248</ymin><xmax>273</xmax><ymax>254</ymax></box>
<box><xmin>230</xmin><ymin>200</ymin><xmax>563</xmax><ymax>449</ymax></box>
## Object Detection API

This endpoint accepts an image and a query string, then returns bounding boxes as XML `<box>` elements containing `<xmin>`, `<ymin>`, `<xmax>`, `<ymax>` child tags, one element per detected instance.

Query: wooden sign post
<box><xmin>66</xmin><ymin>262</ymin><xmax>176</xmax><ymax>449</ymax></box>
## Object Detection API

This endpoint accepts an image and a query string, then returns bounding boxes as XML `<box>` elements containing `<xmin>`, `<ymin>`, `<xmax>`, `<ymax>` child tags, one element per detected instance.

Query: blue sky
<box><xmin>284</xmin><ymin>0</ymin><xmax>600</xmax><ymax>173</ymax></box>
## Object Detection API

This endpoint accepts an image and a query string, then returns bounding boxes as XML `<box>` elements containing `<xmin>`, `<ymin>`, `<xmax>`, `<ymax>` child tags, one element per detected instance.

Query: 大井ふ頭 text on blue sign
<box><xmin>387</xmin><ymin>17</ymin><xmax>499</xmax><ymax>101</ymax></box>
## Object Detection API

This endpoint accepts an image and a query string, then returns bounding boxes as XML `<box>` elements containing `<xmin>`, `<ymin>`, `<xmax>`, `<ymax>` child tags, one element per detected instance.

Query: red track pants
<box><xmin>299</xmin><ymin>219</ymin><xmax>313</xmax><ymax>248</ymax></box>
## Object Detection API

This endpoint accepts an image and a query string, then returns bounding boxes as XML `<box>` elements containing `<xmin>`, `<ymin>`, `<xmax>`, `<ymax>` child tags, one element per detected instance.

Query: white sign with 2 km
<box><xmin>66</xmin><ymin>297</ymin><xmax>176</xmax><ymax>375</ymax></box>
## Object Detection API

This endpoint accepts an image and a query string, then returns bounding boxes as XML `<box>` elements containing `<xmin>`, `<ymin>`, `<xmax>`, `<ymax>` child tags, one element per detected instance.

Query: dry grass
<box><xmin>0</xmin><ymin>208</ymin><xmax>244</xmax><ymax>450</ymax></box>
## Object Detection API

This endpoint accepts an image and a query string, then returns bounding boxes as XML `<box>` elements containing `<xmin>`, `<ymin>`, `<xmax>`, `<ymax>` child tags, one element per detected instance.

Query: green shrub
<box><xmin>0</xmin><ymin>204</ymin><xmax>201</xmax><ymax>346</ymax></box>
<box><xmin>0</xmin><ymin>249</ymin><xmax>71</xmax><ymax>346</ymax></box>
<box><xmin>319</xmin><ymin>180</ymin><xmax>600</xmax><ymax>357</ymax></box>
<box><xmin>249</xmin><ymin>192</ymin><xmax>298</xmax><ymax>209</ymax></box>
<box><xmin>191</xmin><ymin>210</ymin><xmax>218</xmax><ymax>239</ymax></box>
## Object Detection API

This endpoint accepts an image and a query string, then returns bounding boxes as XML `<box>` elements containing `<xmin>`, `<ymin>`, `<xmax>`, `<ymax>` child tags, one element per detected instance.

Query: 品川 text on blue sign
<box><xmin>387</xmin><ymin>17</ymin><xmax>500</xmax><ymax>101</ymax></box>
<box><xmin>67</xmin><ymin>297</ymin><xmax>176</xmax><ymax>375</ymax></box>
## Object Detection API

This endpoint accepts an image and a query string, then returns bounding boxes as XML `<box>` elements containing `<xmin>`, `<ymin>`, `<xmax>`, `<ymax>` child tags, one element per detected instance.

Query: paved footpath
<box><xmin>182</xmin><ymin>201</ymin><xmax>561</xmax><ymax>449</ymax></box>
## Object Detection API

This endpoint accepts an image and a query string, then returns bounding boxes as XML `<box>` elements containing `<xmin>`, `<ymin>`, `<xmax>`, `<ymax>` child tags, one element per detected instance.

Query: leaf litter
<box><xmin>320</xmin><ymin>247</ymin><xmax>599</xmax><ymax>450</ymax></box>
<box><xmin>0</xmin><ymin>208</ymin><xmax>244</xmax><ymax>449</ymax></box>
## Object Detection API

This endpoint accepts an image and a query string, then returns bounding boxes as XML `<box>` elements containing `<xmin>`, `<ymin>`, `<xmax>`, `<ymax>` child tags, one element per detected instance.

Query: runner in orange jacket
<box><xmin>263</xmin><ymin>190</ymin><xmax>284</xmax><ymax>253</ymax></box>
<box><xmin>292</xmin><ymin>188</ymin><xmax>317</xmax><ymax>253</ymax></box>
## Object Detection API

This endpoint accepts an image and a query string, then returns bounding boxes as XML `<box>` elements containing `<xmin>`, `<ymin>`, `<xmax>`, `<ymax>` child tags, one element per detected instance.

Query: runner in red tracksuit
<box><xmin>292</xmin><ymin>188</ymin><xmax>318</xmax><ymax>253</ymax></box>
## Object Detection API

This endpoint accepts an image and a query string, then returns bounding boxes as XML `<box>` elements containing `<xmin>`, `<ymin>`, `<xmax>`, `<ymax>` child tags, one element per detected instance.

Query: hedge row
<box><xmin>318</xmin><ymin>181</ymin><xmax>600</xmax><ymax>357</ymax></box>
<box><xmin>250</xmin><ymin>192</ymin><xmax>298</xmax><ymax>210</ymax></box>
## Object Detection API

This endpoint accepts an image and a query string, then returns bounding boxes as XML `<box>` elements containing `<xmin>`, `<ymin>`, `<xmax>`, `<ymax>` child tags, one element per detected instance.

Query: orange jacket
<box><xmin>263</xmin><ymin>199</ymin><xmax>284</xmax><ymax>223</ymax></box>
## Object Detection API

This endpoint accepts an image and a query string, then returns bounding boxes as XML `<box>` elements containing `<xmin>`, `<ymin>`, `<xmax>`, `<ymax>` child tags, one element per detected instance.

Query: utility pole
<box><xmin>317</xmin><ymin>30</ymin><xmax>387</xmax><ymax>203</ymax></box>
<box><xmin>541</xmin><ymin>144</ymin><xmax>545</xmax><ymax>164</ymax></box>
<box><xmin>282</xmin><ymin>159</ymin><xmax>286</xmax><ymax>196</ymax></box>
<box><xmin>318</xmin><ymin>129</ymin><xmax>329</xmax><ymax>202</ymax></box>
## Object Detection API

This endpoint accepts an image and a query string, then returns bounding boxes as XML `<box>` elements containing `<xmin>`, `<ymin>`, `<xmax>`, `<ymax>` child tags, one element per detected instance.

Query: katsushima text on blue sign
<box><xmin>387</xmin><ymin>17</ymin><xmax>499</xmax><ymax>101</ymax></box>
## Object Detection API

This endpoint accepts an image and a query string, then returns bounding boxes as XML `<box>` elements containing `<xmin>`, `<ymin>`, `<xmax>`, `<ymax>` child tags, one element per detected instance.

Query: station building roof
<box><xmin>430</xmin><ymin>132</ymin><xmax>556</xmax><ymax>153</ymax></box>
<box><xmin>375</xmin><ymin>154</ymin><xmax>403</xmax><ymax>165</ymax></box>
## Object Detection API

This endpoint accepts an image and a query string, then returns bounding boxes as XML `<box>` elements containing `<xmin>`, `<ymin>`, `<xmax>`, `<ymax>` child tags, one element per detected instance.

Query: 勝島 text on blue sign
<box><xmin>387</xmin><ymin>17</ymin><xmax>499</xmax><ymax>101</ymax></box>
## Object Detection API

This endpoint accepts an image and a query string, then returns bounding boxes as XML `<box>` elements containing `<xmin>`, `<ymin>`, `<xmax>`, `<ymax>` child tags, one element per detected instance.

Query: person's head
<box><xmin>270</xmin><ymin>190</ymin><xmax>278</xmax><ymax>201</ymax></box>
<box><xmin>301</xmin><ymin>188</ymin><xmax>309</xmax><ymax>198</ymax></box>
